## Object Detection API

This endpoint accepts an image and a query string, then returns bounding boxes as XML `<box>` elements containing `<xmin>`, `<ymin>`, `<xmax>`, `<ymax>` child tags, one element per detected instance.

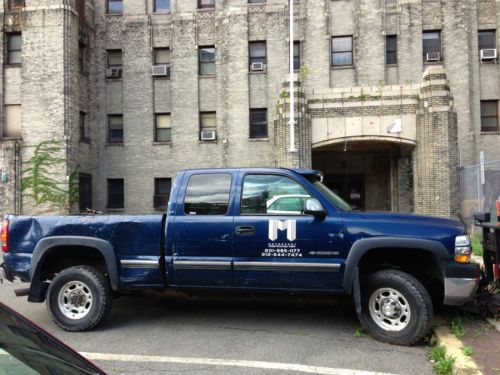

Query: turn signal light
<box><xmin>1</xmin><ymin>219</ymin><xmax>9</xmax><ymax>253</ymax></box>
<box><xmin>454</xmin><ymin>235</ymin><xmax>471</xmax><ymax>264</ymax></box>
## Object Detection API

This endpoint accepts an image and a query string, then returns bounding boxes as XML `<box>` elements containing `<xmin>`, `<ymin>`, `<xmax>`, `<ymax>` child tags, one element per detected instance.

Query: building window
<box><xmin>422</xmin><ymin>31</ymin><xmax>441</xmax><ymax>62</ymax></box>
<box><xmin>293</xmin><ymin>41</ymin><xmax>300</xmax><ymax>70</ymax></box>
<box><xmin>331</xmin><ymin>36</ymin><xmax>353</xmax><ymax>66</ymax></box>
<box><xmin>107</xmin><ymin>50</ymin><xmax>122</xmax><ymax>68</ymax></box>
<box><xmin>386</xmin><ymin>35</ymin><xmax>397</xmax><ymax>65</ymax></box>
<box><xmin>198</xmin><ymin>0</ymin><xmax>215</xmax><ymax>9</ymax></box>
<box><xmin>75</xmin><ymin>0</ymin><xmax>85</xmax><ymax>20</ymax></box>
<box><xmin>108</xmin><ymin>115</ymin><xmax>123</xmax><ymax>143</ymax></box>
<box><xmin>481</xmin><ymin>100</ymin><xmax>499</xmax><ymax>132</ymax></box>
<box><xmin>79</xmin><ymin>43</ymin><xmax>86</xmax><ymax>74</ymax></box>
<box><xmin>107</xmin><ymin>179</ymin><xmax>124</xmax><ymax>209</ymax></box>
<box><xmin>8</xmin><ymin>0</ymin><xmax>25</xmax><ymax>10</ymax></box>
<box><xmin>200</xmin><ymin>112</ymin><xmax>216</xmax><ymax>140</ymax></box>
<box><xmin>478</xmin><ymin>30</ymin><xmax>496</xmax><ymax>51</ymax></box>
<box><xmin>107</xmin><ymin>0</ymin><xmax>123</xmax><ymax>14</ymax></box>
<box><xmin>154</xmin><ymin>48</ymin><xmax>170</xmax><ymax>65</ymax></box>
<box><xmin>154</xmin><ymin>178</ymin><xmax>171</xmax><ymax>210</ymax></box>
<box><xmin>184</xmin><ymin>174</ymin><xmax>232</xmax><ymax>215</ymax></box>
<box><xmin>249</xmin><ymin>109</ymin><xmax>268</xmax><ymax>139</ymax></box>
<box><xmin>249</xmin><ymin>41</ymin><xmax>267</xmax><ymax>70</ymax></box>
<box><xmin>155</xmin><ymin>113</ymin><xmax>171</xmax><ymax>142</ymax></box>
<box><xmin>6</xmin><ymin>33</ymin><xmax>22</xmax><ymax>65</ymax></box>
<box><xmin>80</xmin><ymin>111</ymin><xmax>89</xmax><ymax>141</ymax></box>
<box><xmin>154</xmin><ymin>0</ymin><xmax>170</xmax><ymax>12</ymax></box>
<box><xmin>3</xmin><ymin>104</ymin><xmax>21</xmax><ymax>139</ymax></box>
<box><xmin>199</xmin><ymin>46</ymin><xmax>215</xmax><ymax>75</ymax></box>
<box><xmin>79</xmin><ymin>173</ymin><xmax>92</xmax><ymax>211</ymax></box>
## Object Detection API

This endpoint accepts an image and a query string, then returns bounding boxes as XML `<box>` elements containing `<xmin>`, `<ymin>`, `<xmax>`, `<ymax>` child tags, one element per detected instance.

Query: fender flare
<box><xmin>342</xmin><ymin>237</ymin><xmax>450</xmax><ymax>294</ymax></box>
<box><xmin>29</xmin><ymin>236</ymin><xmax>119</xmax><ymax>299</ymax></box>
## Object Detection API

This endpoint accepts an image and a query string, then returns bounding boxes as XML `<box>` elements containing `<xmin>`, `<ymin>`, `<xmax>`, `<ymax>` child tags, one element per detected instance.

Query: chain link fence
<box><xmin>460</xmin><ymin>159</ymin><xmax>500</xmax><ymax>226</ymax></box>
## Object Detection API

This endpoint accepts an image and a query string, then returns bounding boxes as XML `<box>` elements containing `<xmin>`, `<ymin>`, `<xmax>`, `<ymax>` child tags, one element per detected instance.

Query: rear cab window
<box><xmin>183</xmin><ymin>173</ymin><xmax>232</xmax><ymax>215</ymax></box>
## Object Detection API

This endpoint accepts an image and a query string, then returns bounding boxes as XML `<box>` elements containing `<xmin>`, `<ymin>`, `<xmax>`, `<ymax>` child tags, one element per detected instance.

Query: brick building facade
<box><xmin>0</xmin><ymin>0</ymin><xmax>499</xmax><ymax>220</ymax></box>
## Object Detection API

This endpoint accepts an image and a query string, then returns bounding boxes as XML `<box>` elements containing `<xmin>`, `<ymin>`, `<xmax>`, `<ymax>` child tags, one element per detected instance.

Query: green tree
<box><xmin>21</xmin><ymin>140</ymin><xmax>79</xmax><ymax>211</ymax></box>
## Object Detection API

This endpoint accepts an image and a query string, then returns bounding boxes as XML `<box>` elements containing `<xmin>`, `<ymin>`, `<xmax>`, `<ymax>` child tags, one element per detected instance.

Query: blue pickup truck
<box><xmin>0</xmin><ymin>168</ymin><xmax>480</xmax><ymax>345</ymax></box>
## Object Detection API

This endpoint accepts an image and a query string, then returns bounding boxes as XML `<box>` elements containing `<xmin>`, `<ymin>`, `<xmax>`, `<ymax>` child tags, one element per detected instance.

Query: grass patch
<box><xmin>471</xmin><ymin>235</ymin><xmax>483</xmax><ymax>257</ymax></box>
<box><xmin>449</xmin><ymin>315</ymin><xmax>465</xmax><ymax>339</ymax></box>
<box><xmin>428</xmin><ymin>345</ymin><xmax>456</xmax><ymax>375</ymax></box>
<box><xmin>354</xmin><ymin>327</ymin><xmax>363</xmax><ymax>338</ymax></box>
<box><xmin>462</xmin><ymin>346</ymin><xmax>474</xmax><ymax>356</ymax></box>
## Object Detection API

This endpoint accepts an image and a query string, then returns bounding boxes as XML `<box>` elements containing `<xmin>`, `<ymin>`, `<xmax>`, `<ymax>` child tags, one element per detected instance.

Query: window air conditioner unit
<box><xmin>200</xmin><ymin>130</ymin><xmax>216</xmax><ymax>141</ymax></box>
<box><xmin>480</xmin><ymin>49</ymin><xmax>497</xmax><ymax>60</ymax></box>
<box><xmin>250</xmin><ymin>62</ymin><xmax>265</xmax><ymax>71</ymax></box>
<box><xmin>426</xmin><ymin>52</ymin><xmax>440</xmax><ymax>62</ymax></box>
<box><xmin>152</xmin><ymin>65</ymin><xmax>170</xmax><ymax>76</ymax></box>
<box><xmin>106</xmin><ymin>67</ymin><xmax>122</xmax><ymax>78</ymax></box>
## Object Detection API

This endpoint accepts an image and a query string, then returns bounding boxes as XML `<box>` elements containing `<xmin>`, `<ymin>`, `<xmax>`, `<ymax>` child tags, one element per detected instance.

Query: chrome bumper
<box><xmin>443</xmin><ymin>277</ymin><xmax>480</xmax><ymax>306</ymax></box>
<box><xmin>0</xmin><ymin>265</ymin><xmax>6</xmax><ymax>284</ymax></box>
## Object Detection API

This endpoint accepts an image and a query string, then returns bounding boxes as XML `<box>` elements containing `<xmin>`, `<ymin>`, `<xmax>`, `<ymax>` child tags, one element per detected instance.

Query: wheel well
<box><xmin>358</xmin><ymin>248</ymin><xmax>444</xmax><ymax>298</ymax></box>
<box><xmin>39</xmin><ymin>246</ymin><xmax>108</xmax><ymax>280</ymax></box>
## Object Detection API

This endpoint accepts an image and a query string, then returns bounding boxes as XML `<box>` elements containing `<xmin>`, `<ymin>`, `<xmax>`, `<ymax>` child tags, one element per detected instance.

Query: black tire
<box><xmin>358</xmin><ymin>270</ymin><xmax>433</xmax><ymax>346</ymax></box>
<box><xmin>46</xmin><ymin>265</ymin><xmax>112</xmax><ymax>331</ymax></box>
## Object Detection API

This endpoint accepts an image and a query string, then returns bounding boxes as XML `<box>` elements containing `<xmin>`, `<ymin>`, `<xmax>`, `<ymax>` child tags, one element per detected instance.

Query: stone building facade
<box><xmin>0</xmin><ymin>0</ymin><xmax>499</xmax><ymax>220</ymax></box>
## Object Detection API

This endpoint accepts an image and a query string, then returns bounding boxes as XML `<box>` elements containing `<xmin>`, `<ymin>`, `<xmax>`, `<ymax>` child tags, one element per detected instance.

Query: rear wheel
<box><xmin>359</xmin><ymin>270</ymin><xmax>433</xmax><ymax>345</ymax></box>
<box><xmin>46</xmin><ymin>265</ymin><xmax>112</xmax><ymax>331</ymax></box>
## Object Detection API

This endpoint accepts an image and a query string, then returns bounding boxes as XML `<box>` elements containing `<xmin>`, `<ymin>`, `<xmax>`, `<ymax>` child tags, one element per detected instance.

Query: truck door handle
<box><xmin>236</xmin><ymin>225</ymin><xmax>255</xmax><ymax>235</ymax></box>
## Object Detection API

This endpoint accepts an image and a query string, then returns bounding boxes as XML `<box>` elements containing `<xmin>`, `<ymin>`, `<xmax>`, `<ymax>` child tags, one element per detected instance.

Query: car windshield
<box><xmin>306</xmin><ymin>177</ymin><xmax>352</xmax><ymax>212</ymax></box>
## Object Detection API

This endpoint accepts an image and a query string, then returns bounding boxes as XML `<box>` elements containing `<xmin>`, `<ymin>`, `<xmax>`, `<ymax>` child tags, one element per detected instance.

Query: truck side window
<box><xmin>184</xmin><ymin>173</ymin><xmax>232</xmax><ymax>215</ymax></box>
<box><xmin>241</xmin><ymin>174</ymin><xmax>311</xmax><ymax>215</ymax></box>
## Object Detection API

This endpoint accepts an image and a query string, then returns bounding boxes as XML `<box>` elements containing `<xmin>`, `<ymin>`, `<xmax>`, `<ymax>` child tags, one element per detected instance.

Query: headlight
<box><xmin>455</xmin><ymin>235</ymin><xmax>471</xmax><ymax>264</ymax></box>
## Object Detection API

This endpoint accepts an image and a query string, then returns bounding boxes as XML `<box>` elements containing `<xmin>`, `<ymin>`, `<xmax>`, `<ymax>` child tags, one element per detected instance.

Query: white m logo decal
<box><xmin>268</xmin><ymin>220</ymin><xmax>296</xmax><ymax>241</ymax></box>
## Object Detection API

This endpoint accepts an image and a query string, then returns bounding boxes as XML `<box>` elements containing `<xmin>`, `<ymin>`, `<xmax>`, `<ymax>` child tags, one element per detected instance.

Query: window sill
<box><xmin>153</xmin><ymin>141</ymin><xmax>172</xmax><ymax>145</ymax></box>
<box><xmin>106</xmin><ymin>208</ymin><xmax>124</xmax><ymax>212</ymax></box>
<box><xmin>331</xmin><ymin>65</ymin><xmax>354</xmax><ymax>70</ymax></box>
<box><xmin>106</xmin><ymin>142</ymin><xmax>124</xmax><ymax>147</ymax></box>
<box><xmin>106</xmin><ymin>13</ymin><xmax>123</xmax><ymax>16</ymax></box>
<box><xmin>386</xmin><ymin>64</ymin><xmax>398</xmax><ymax>67</ymax></box>
<box><xmin>480</xmin><ymin>131</ymin><xmax>500</xmax><ymax>135</ymax></box>
<box><xmin>199</xmin><ymin>74</ymin><xmax>216</xmax><ymax>78</ymax></box>
<box><xmin>105</xmin><ymin>77</ymin><xmax>123</xmax><ymax>81</ymax></box>
<box><xmin>153</xmin><ymin>76</ymin><xmax>171</xmax><ymax>80</ymax></box>
<box><xmin>198</xmin><ymin>140</ymin><xmax>217</xmax><ymax>144</ymax></box>
<box><xmin>249</xmin><ymin>70</ymin><xmax>267</xmax><ymax>75</ymax></box>
<box><xmin>197</xmin><ymin>8</ymin><xmax>215</xmax><ymax>11</ymax></box>
<box><xmin>4</xmin><ymin>63</ymin><xmax>21</xmax><ymax>68</ymax></box>
<box><xmin>423</xmin><ymin>61</ymin><xmax>443</xmax><ymax>65</ymax></box>
<box><xmin>79</xmin><ymin>139</ymin><xmax>91</xmax><ymax>144</ymax></box>
<box><xmin>153</xmin><ymin>11</ymin><xmax>171</xmax><ymax>14</ymax></box>
<box><xmin>1</xmin><ymin>136</ymin><xmax>22</xmax><ymax>141</ymax></box>
<box><xmin>249</xmin><ymin>137</ymin><xmax>269</xmax><ymax>141</ymax></box>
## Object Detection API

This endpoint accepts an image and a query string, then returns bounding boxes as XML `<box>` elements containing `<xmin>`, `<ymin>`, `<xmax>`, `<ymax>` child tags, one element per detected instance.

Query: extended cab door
<box><xmin>170</xmin><ymin>171</ymin><xmax>235</xmax><ymax>287</ymax></box>
<box><xmin>233</xmin><ymin>172</ymin><xmax>346</xmax><ymax>291</ymax></box>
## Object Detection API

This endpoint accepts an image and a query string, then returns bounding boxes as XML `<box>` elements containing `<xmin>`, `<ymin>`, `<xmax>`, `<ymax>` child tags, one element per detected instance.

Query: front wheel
<box><xmin>359</xmin><ymin>270</ymin><xmax>433</xmax><ymax>345</ymax></box>
<box><xmin>46</xmin><ymin>265</ymin><xmax>112</xmax><ymax>331</ymax></box>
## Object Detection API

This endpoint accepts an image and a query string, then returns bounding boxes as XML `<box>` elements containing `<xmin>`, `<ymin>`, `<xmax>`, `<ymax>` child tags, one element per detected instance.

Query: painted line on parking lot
<box><xmin>80</xmin><ymin>352</ymin><xmax>397</xmax><ymax>375</ymax></box>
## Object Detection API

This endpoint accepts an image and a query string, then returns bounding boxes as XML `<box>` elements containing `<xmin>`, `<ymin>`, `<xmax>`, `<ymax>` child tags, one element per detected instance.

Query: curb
<box><xmin>434</xmin><ymin>326</ymin><xmax>483</xmax><ymax>375</ymax></box>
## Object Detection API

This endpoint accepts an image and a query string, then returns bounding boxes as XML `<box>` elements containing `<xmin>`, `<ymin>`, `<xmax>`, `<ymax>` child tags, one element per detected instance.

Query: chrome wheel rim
<box><xmin>368</xmin><ymin>287</ymin><xmax>411</xmax><ymax>332</ymax></box>
<box><xmin>57</xmin><ymin>281</ymin><xmax>93</xmax><ymax>320</ymax></box>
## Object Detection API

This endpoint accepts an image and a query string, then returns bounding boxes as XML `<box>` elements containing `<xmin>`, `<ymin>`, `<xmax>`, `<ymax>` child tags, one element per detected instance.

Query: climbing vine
<box><xmin>21</xmin><ymin>140</ymin><xmax>79</xmax><ymax>211</ymax></box>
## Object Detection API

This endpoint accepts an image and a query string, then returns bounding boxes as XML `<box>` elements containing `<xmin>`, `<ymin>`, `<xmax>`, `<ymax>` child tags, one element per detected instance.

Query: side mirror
<box><xmin>304</xmin><ymin>198</ymin><xmax>326</xmax><ymax>219</ymax></box>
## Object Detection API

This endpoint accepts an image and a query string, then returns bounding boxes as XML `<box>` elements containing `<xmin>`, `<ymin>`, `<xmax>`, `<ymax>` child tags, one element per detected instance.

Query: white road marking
<box><xmin>80</xmin><ymin>352</ymin><xmax>397</xmax><ymax>375</ymax></box>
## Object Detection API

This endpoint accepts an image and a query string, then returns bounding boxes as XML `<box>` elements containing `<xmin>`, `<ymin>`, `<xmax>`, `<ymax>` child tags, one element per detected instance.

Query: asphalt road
<box><xmin>0</xmin><ymin>280</ymin><xmax>434</xmax><ymax>375</ymax></box>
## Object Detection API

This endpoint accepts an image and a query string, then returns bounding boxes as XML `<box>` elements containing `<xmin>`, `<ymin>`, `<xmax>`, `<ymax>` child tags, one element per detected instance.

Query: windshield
<box><xmin>307</xmin><ymin>178</ymin><xmax>352</xmax><ymax>211</ymax></box>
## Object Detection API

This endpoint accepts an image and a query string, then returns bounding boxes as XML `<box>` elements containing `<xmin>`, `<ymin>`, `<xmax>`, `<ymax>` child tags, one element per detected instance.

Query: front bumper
<box><xmin>443</xmin><ymin>261</ymin><xmax>481</xmax><ymax>306</ymax></box>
